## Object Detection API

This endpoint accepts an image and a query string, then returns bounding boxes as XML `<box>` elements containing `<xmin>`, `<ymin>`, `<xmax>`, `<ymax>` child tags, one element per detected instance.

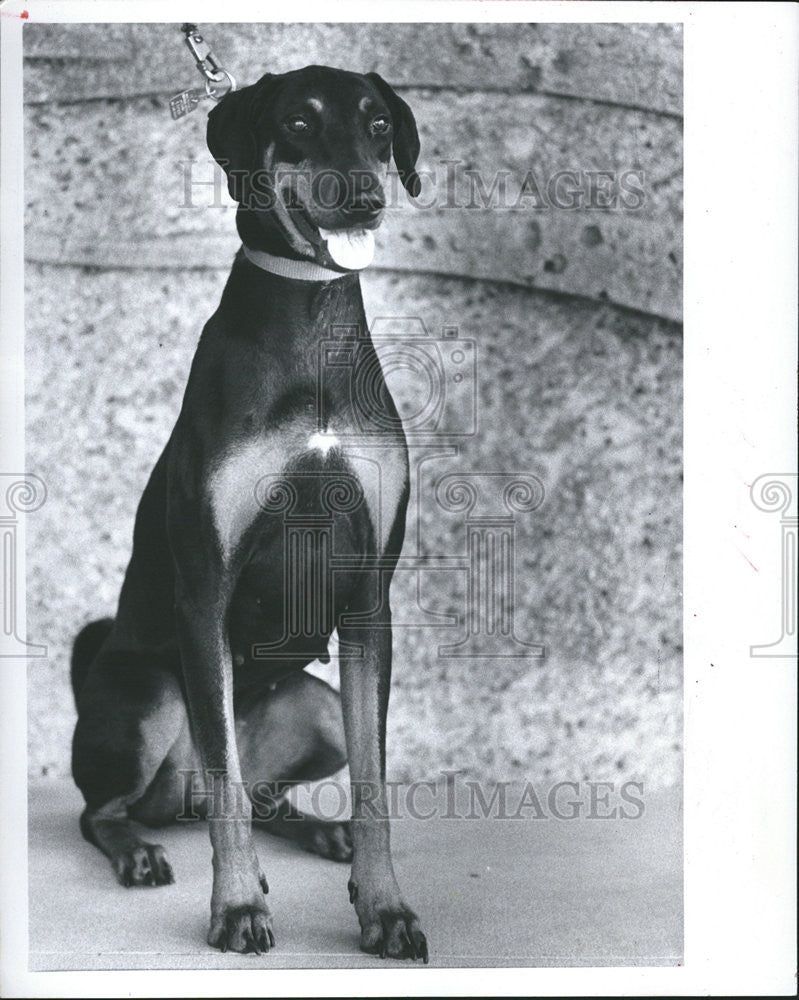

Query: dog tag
<box><xmin>169</xmin><ymin>87</ymin><xmax>206</xmax><ymax>120</ymax></box>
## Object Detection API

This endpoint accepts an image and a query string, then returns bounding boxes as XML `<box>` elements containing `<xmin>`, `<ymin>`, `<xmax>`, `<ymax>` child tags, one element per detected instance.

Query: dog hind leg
<box><xmin>239</xmin><ymin>672</ymin><xmax>353</xmax><ymax>862</ymax></box>
<box><xmin>72</xmin><ymin>651</ymin><xmax>187</xmax><ymax>887</ymax></box>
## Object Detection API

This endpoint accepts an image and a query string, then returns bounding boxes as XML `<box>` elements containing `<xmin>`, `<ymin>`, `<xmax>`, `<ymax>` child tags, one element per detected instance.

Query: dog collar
<box><xmin>242</xmin><ymin>244</ymin><xmax>354</xmax><ymax>282</ymax></box>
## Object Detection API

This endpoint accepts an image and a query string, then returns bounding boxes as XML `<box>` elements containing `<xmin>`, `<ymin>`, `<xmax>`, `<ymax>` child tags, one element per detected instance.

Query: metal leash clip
<box><xmin>169</xmin><ymin>23</ymin><xmax>237</xmax><ymax>120</ymax></box>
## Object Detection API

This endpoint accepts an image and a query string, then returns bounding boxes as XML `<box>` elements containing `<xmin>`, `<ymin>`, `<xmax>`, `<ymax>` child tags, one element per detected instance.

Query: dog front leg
<box><xmin>174</xmin><ymin>580</ymin><xmax>273</xmax><ymax>954</ymax></box>
<box><xmin>339</xmin><ymin>607</ymin><xmax>428</xmax><ymax>962</ymax></box>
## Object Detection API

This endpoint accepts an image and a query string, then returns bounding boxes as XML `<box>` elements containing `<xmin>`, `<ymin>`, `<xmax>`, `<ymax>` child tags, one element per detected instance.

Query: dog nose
<box><xmin>343</xmin><ymin>190</ymin><xmax>385</xmax><ymax>223</ymax></box>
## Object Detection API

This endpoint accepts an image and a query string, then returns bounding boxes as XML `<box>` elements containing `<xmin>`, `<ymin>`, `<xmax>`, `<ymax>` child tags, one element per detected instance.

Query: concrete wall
<box><xmin>24</xmin><ymin>22</ymin><xmax>682</xmax><ymax>788</ymax></box>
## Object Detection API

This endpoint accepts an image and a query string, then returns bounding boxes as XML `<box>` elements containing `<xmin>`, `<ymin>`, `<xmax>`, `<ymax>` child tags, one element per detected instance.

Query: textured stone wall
<box><xmin>25</xmin><ymin>21</ymin><xmax>682</xmax><ymax>317</ymax></box>
<box><xmin>24</xmin><ymin>22</ymin><xmax>682</xmax><ymax>788</ymax></box>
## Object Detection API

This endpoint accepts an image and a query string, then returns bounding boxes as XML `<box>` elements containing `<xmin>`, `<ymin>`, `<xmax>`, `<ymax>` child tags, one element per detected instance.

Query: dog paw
<box><xmin>357</xmin><ymin>902</ymin><xmax>428</xmax><ymax>963</ymax></box>
<box><xmin>207</xmin><ymin>904</ymin><xmax>275</xmax><ymax>954</ymax></box>
<box><xmin>113</xmin><ymin>843</ymin><xmax>174</xmax><ymax>887</ymax></box>
<box><xmin>306</xmin><ymin>819</ymin><xmax>353</xmax><ymax>862</ymax></box>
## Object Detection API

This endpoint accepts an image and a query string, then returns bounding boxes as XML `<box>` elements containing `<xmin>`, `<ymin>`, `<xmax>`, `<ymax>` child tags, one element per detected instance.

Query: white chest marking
<box><xmin>307</xmin><ymin>429</ymin><xmax>340</xmax><ymax>456</ymax></box>
<box><xmin>209</xmin><ymin>437</ymin><xmax>288</xmax><ymax>563</ymax></box>
<box><xmin>208</xmin><ymin>429</ymin><xmax>407</xmax><ymax>563</ymax></box>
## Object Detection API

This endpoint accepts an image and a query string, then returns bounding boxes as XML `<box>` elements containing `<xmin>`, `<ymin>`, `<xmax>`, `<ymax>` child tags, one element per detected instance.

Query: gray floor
<box><xmin>28</xmin><ymin>780</ymin><xmax>682</xmax><ymax>970</ymax></box>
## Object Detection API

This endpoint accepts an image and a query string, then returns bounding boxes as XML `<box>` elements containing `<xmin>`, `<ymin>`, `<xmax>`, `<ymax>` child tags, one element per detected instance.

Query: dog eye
<box><xmin>370</xmin><ymin>116</ymin><xmax>391</xmax><ymax>135</ymax></box>
<box><xmin>284</xmin><ymin>116</ymin><xmax>310</xmax><ymax>133</ymax></box>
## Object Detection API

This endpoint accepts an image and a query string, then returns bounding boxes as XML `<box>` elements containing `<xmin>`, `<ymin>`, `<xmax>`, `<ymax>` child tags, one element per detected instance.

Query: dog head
<box><xmin>207</xmin><ymin>65</ymin><xmax>421</xmax><ymax>271</ymax></box>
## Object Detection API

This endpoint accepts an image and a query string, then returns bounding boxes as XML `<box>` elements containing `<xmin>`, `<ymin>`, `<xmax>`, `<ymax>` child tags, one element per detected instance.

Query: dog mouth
<box><xmin>288</xmin><ymin>206</ymin><xmax>379</xmax><ymax>270</ymax></box>
<box><xmin>268</xmin><ymin>153</ymin><xmax>383</xmax><ymax>271</ymax></box>
<box><xmin>281</xmin><ymin>193</ymin><xmax>380</xmax><ymax>271</ymax></box>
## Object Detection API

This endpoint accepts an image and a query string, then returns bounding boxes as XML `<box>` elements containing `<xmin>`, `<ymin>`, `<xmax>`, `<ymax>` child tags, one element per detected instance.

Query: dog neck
<box><xmin>222</xmin><ymin>244</ymin><xmax>367</xmax><ymax>352</ymax></box>
<box><xmin>241</xmin><ymin>244</ymin><xmax>351</xmax><ymax>283</ymax></box>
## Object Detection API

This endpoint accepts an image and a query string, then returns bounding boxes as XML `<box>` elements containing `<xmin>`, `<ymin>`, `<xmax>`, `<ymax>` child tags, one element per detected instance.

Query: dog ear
<box><xmin>365</xmin><ymin>73</ymin><xmax>421</xmax><ymax>198</ymax></box>
<box><xmin>206</xmin><ymin>73</ymin><xmax>278</xmax><ymax>202</ymax></box>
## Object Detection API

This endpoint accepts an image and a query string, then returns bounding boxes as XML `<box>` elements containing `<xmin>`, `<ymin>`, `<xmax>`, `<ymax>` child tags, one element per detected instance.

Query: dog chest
<box><xmin>208</xmin><ymin>426</ymin><xmax>407</xmax><ymax>563</ymax></box>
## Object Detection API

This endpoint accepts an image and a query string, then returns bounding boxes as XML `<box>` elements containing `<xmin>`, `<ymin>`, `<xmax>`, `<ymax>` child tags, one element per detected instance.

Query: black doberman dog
<box><xmin>71</xmin><ymin>65</ymin><xmax>428</xmax><ymax>962</ymax></box>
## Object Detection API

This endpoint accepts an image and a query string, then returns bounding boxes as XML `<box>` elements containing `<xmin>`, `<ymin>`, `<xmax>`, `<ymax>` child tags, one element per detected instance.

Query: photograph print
<box><xmin>20</xmin><ymin>18</ymin><xmax>683</xmax><ymax>970</ymax></box>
